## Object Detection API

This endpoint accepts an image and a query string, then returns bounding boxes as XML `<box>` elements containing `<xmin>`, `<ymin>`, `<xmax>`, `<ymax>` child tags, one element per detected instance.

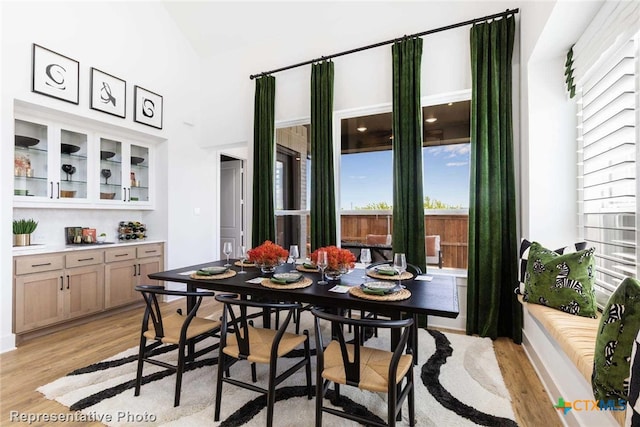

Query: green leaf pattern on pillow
<box><xmin>524</xmin><ymin>242</ymin><xmax>597</xmax><ymax>318</ymax></box>
<box><xmin>592</xmin><ymin>277</ymin><xmax>640</xmax><ymax>401</ymax></box>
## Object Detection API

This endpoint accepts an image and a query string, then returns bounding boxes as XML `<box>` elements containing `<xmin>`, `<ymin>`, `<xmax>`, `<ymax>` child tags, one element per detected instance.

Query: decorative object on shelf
<box><xmin>97</xmin><ymin>233</ymin><xmax>107</xmax><ymax>243</ymax></box>
<box><xmin>32</xmin><ymin>44</ymin><xmax>79</xmax><ymax>104</ymax></box>
<box><xmin>134</xmin><ymin>85</ymin><xmax>163</xmax><ymax>129</ymax></box>
<box><xmin>131</xmin><ymin>156</ymin><xmax>145</xmax><ymax>165</ymax></box>
<box><xmin>60</xmin><ymin>190</ymin><xmax>76</xmax><ymax>198</ymax></box>
<box><xmin>60</xmin><ymin>143</ymin><xmax>80</xmax><ymax>154</ymax></box>
<box><xmin>82</xmin><ymin>228</ymin><xmax>96</xmax><ymax>243</ymax></box>
<box><xmin>65</xmin><ymin>226</ymin><xmax>82</xmax><ymax>244</ymax></box>
<box><xmin>100</xmin><ymin>192</ymin><xmax>116</xmax><ymax>200</ymax></box>
<box><xmin>310</xmin><ymin>245</ymin><xmax>356</xmax><ymax>283</ymax></box>
<box><xmin>101</xmin><ymin>169</ymin><xmax>112</xmax><ymax>184</ymax></box>
<box><xmin>14</xmin><ymin>154</ymin><xmax>31</xmax><ymax>177</ymax></box>
<box><xmin>90</xmin><ymin>67</ymin><xmax>126</xmax><ymax>118</ymax></box>
<box><xmin>15</xmin><ymin>135</ymin><xmax>39</xmax><ymax>148</ymax></box>
<box><xmin>130</xmin><ymin>172</ymin><xmax>136</xmax><ymax>186</ymax></box>
<box><xmin>61</xmin><ymin>164</ymin><xmax>76</xmax><ymax>181</ymax></box>
<box><xmin>118</xmin><ymin>221</ymin><xmax>146</xmax><ymax>241</ymax></box>
<box><xmin>100</xmin><ymin>150</ymin><xmax>115</xmax><ymax>160</ymax></box>
<box><xmin>13</xmin><ymin>218</ymin><xmax>38</xmax><ymax>247</ymax></box>
<box><xmin>247</xmin><ymin>240</ymin><xmax>288</xmax><ymax>275</ymax></box>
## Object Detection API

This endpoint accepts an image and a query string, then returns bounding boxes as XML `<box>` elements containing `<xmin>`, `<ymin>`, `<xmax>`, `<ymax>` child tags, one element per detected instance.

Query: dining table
<box><xmin>148</xmin><ymin>259</ymin><xmax>460</xmax><ymax>362</ymax></box>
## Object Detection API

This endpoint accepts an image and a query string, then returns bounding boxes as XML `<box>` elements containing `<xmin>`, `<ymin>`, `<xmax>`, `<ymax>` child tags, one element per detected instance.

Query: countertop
<box><xmin>12</xmin><ymin>239</ymin><xmax>165</xmax><ymax>257</ymax></box>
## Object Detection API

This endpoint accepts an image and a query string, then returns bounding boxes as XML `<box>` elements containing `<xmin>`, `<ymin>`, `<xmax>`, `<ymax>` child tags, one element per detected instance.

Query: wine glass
<box><xmin>101</xmin><ymin>169</ymin><xmax>112</xmax><ymax>185</ymax></box>
<box><xmin>289</xmin><ymin>245</ymin><xmax>300</xmax><ymax>264</ymax></box>
<box><xmin>360</xmin><ymin>248</ymin><xmax>372</xmax><ymax>278</ymax></box>
<box><xmin>223</xmin><ymin>242</ymin><xmax>233</xmax><ymax>267</ymax></box>
<box><xmin>393</xmin><ymin>253</ymin><xmax>407</xmax><ymax>287</ymax></box>
<box><xmin>238</xmin><ymin>246</ymin><xmax>247</xmax><ymax>274</ymax></box>
<box><xmin>317</xmin><ymin>250</ymin><xmax>329</xmax><ymax>285</ymax></box>
<box><xmin>61</xmin><ymin>164</ymin><xmax>74</xmax><ymax>181</ymax></box>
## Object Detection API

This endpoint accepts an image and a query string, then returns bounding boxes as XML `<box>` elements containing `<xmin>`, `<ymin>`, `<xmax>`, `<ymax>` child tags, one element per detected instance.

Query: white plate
<box><xmin>363</xmin><ymin>281</ymin><xmax>397</xmax><ymax>291</ymax></box>
<box><xmin>273</xmin><ymin>272</ymin><xmax>303</xmax><ymax>282</ymax></box>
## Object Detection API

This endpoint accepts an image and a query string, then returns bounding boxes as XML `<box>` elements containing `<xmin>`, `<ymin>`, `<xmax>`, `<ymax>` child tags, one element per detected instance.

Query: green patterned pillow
<box><xmin>524</xmin><ymin>241</ymin><xmax>597</xmax><ymax>318</ymax></box>
<box><xmin>592</xmin><ymin>277</ymin><xmax>640</xmax><ymax>401</ymax></box>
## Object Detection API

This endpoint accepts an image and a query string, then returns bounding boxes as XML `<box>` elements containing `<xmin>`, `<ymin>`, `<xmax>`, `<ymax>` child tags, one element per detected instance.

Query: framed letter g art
<box><xmin>134</xmin><ymin>86</ymin><xmax>163</xmax><ymax>129</ymax></box>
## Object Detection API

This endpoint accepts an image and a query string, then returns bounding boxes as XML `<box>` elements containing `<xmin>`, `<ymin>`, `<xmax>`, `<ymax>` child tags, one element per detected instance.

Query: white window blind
<box><xmin>576</xmin><ymin>34</ymin><xmax>638</xmax><ymax>305</ymax></box>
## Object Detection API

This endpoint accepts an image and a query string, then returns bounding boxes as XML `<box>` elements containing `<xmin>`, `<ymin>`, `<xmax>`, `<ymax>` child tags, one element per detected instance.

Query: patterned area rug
<box><xmin>38</xmin><ymin>321</ymin><xmax>517</xmax><ymax>426</ymax></box>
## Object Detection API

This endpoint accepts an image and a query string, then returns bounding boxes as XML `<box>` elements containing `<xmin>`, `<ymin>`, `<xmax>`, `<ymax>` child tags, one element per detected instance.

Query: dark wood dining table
<box><xmin>148</xmin><ymin>259</ymin><xmax>459</xmax><ymax>360</ymax></box>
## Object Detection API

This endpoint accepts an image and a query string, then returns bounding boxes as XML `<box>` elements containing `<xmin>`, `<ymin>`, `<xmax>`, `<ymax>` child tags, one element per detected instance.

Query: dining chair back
<box><xmin>425</xmin><ymin>235</ymin><xmax>443</xmax><ymax>268</ymax></box>
<box><xmin>134</xmin><ymin>285</ymin><xmax>221</xmax><ymax>407</ymax></box>
<box><xmin>214</xmin><ymin>294</ymin><xmax>312</xmax><ymax>427</ymax></box>
<box><xmin>311</xmin><ymin>308</ymin><xmax>415</xmax><ymax>427</ymax></box>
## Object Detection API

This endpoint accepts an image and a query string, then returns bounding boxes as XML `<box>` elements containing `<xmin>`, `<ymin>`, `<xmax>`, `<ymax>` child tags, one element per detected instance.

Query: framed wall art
<box><xmin>32</xmin><ymin>44</ymin><xmax>79</xmax><ymax>104</ymax></box>
<box><xmin>90</xmin><ymin>68</ymin><xmax>126</xmax><ymax>118</ymax></box>
<box><xmin>134</xmin><ymin>86</ymin><xmax>163</xmax><ymax>129</ymax></box>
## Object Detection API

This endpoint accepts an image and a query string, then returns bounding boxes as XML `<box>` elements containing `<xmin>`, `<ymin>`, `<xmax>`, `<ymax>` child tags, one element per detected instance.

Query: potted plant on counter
<box><xmin>13</xmin><ymin>218</ymin><xmax>38</xmax><ymax>246</ymax></box>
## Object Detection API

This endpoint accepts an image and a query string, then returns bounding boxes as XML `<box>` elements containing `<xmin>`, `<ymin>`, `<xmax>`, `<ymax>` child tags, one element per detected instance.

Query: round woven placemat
<box><xmin>349</xmin><ymin>286</ymin><xmax>411</xmax><ymax>301</ymax></box>
<box><xmin>234</xmin><ymin>260</ymin><xmax>256</xmax><ymax>267</ymax></box>
<box><xmin>260</xmin><ymin>277</ymin><xmax>313</xmax><ymax>289</ymax></box>
<box><xmin>190</xmin><ymin>269</ymin><xmax>237</xmax><ymax>280</ymax></box>
<box><xmin>366</xmin><ymin>270</ymin><xmax>413</xmax><ymax>281</ymax></box>
<box><xmin>296</xmin><ymin>265</ymin><xmax>318</xmax><ymax>273</ymax></box>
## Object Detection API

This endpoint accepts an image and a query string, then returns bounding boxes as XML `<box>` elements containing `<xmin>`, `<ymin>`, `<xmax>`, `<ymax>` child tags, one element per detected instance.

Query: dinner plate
<box><xmin>273</xmin><ymin>272</ymin><xmax>303</xmax><ymax>283</ymax></box>
<box><xmin>199</xmin><ymin>266</ymin><xmax>229</xmax><ymax>275</ymax></box>
<box><xmin>363</xmin><ymin>281</ymin><xmax>397</xmax><ymax>291</ymax></box>
<box><xmin>374</xmin><ymin>265</ymin><xmax>397</xmax><ymax>274</ymax></box>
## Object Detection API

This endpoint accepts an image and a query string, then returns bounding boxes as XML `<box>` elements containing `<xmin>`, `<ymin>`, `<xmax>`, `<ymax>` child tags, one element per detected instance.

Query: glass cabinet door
<box><xmin>14</xmin><ymin>119</ymin><xmax>49</xmax><ymax>198</ymax></box>
<box><xmin>59</xmin><ymin>128</ymin><xmax>88</xmax><ymax>200</ymax></box>
<box><xmin>130</xmin><ymin>144</ymin><xmax>149</xmax><ymax>203</ymax></box>
<box><xmin>99</xmin><ymin>138</ymin><xmax>122</xmax><ymax>202</ymax></box>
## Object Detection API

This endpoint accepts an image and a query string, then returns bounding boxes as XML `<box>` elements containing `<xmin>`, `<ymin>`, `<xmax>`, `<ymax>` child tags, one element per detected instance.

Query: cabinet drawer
<box><xmin>105</xmin><ymin>247</ymin><xmax>136</xmax><ymax>263</ymax></box>
<box><xmin>15</xmin><ymin>254</ymin><xmax>65</xmax><ymax>275</ymax></box>
<box><xmin>66</xmin><ymin>250</ymin><xmax>104</xmax><ymax>268</ymax></box>
<box><xmin>137</xmin><ymin>243</ymin><xmax>163</xmax><ymax>259</ymax></box>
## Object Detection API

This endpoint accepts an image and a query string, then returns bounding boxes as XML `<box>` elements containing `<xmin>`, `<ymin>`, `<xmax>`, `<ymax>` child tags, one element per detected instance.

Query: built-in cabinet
<box><xmin>13</xmin><ymin>109</ymin><xmax>154</xmax><ymax>209</ymax></box>
<box><xmin>13</xmin><ymin>243</ymin><xmax>164</xmax><ymax>337</ymax></box>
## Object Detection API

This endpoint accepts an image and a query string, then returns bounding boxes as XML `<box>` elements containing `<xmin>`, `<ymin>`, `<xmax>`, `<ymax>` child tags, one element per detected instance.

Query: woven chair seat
<box><xmin>223</xmin><ymin>325</ymin><xmax>307</xmax><ymax>364</ymax></box>
<box><xmin>143</xmin><ymin>313</ymin><xmax>221</xmax><ymax>345</ymax></box>
<box><xmin>322</xmin><ymin>341</ymin><xmax>413</xmax><ymax>392</ymax></box>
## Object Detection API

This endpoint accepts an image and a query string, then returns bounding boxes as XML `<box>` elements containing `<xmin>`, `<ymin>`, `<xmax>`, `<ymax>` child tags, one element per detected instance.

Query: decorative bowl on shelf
<box><xmin>15</xmin><ymin>135</ymin><xmax>39</xmax><ymax>148</ymax></box>
<box><xmin>131</xmin><ymin>156</ymin><xmax>145</xmax><ymax>165</ymax></box>
<box><xmin>100</xmin><ymin>192</ymin><xmax>116</xmax><ymax>200</ymax></box>
<box><xmin>100</xmin><ymin>150</ymin><xmax>116</xmax><ymax>160</ymax></box>
<box><xmin>14</xmin><ymin>189</ymin><xmax>28</xmax><ymax>196</ymax></box>
<box><xmin>60</xmin><ymin>190</ymin><xmax>76</xmax><ymax>198</ymax></box>
<box><xmin>61</xmin><ymin>143</ymin><xmax>81</xmax><ymax>154</ymax></box>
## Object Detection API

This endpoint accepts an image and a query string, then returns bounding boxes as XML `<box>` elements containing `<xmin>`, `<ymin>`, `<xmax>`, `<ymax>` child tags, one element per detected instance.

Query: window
<box><xmin>577</xmin><ymin>33</ymin><xmax>638</xmax><ymax>304</ymax></box>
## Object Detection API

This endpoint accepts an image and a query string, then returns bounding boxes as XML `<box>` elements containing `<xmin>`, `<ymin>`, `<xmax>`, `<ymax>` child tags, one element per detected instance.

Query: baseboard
<box><xmin>0</xmin><ymin>333</ymin><xmax>16</xmax><ymax>354</ymax></box>
<box><xmin>522</xmin><ymin>308</ymin><xmax>620</xmax><ymax>427</ymax></box>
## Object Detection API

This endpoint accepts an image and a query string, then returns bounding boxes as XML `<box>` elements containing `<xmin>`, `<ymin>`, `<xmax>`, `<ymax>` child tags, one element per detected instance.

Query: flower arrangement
<box><xmin>247</xmin><ymin>240</ymin><xmax>288</xmax><ymax>266</ymax></box>
<box><xmin>310</xmin><ymin>246</ymin><xmax>356</xmax><ymax>272</ymax></box>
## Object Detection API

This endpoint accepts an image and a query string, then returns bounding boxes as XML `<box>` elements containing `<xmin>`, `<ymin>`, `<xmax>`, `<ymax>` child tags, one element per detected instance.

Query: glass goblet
<box><xmin>223</xmin><ymin>242</ymin><xmax>233</xmax><ymax>267</ymax></box>
<box><xmin>238</xmin><ymin>246</ymin><xmax>247</xmax><ymax>274</ymax></box>
<box><xmin>393</xmin><ymin>253</ymin><xmax>407</xmax><ymax>287</ymax></box>
<box><xmin>360</xmin><ymin>248</ymin><xmax>372</xmax><ymax>278</ymax></box>
<box><xmin>317</xmin><ymin>250</ymin><xmax>328</xmax><ymax>285</ymax></box>
<box><xmin>101</xmin><ymin>169</ymin><xmax>112</xmax><ymax>185</ymax></box>
<box><xmin>289</xmin><ymin>245</ymin><xmax>299</xmax><ymax>264</ymax></box>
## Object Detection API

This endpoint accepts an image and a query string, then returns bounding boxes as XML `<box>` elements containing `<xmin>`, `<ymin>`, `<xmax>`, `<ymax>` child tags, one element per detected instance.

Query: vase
<box><xmin>325</xmin><ymin>269</ymin><xmax>343</xmax><ymax>283</ymax></box>
<box><xmin>13</xmin><ymin>234</ymin><xmax>30</xmax><ymax>246</ymax></box>
<box><xmin>260</xmin><ymin>263</ymin><xmax>278</xmax><ymax>275</ymax></box>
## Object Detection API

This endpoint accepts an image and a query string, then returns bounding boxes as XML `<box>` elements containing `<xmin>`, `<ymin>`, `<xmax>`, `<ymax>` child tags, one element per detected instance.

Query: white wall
<box><xmin>0</xmin><ymin>1</ymin><xmax>213</xmax><ymax>352</ymax></box>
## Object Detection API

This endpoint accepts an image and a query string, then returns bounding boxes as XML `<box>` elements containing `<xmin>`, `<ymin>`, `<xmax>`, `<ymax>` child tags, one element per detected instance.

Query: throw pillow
<box><xmin>515</xmin><ymin>238</ymin><xmax>587</xmax><ymax>299</ymax></box>
<box><xmin>592</xmin><ymin>277</ymin><xmax>640</xmax><ymax>402</ymax></box>
<box><xmin>524</xmin><ymin>241</ymin><xmax>597</xmax><ymax>317</ymax></box>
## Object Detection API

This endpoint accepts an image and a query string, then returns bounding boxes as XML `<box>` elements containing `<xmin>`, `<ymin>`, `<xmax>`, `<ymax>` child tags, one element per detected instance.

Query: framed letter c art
<box><xmin>32</xmin><ymin>44</ymin><xmax>79</xmax><ymax>104</ymax></box>
<box><xmin>90</xmin><ymin>68</ymin><xmax>126</xmax><ymax>118</ymax></box>
<box><xmin>134</xmin><ymin>86</ymin><xmax>163</xmax><ymax>129</ymax></box>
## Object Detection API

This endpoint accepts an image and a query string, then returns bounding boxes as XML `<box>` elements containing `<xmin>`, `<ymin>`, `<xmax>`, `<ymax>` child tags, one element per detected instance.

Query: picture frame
<box><xmin>134</xmin><ymin>86</ymin><xmax>163</xmax><ymax>129</ymax></box>
<box><xmin>90</xmin><ymin>68</ymin><xmax>126</xmax><ymax>118</ymax></box>
<box><xmin>32</xmin><ymin>44</ymin><xmax>79</xmax><ymax>104</ymax></box>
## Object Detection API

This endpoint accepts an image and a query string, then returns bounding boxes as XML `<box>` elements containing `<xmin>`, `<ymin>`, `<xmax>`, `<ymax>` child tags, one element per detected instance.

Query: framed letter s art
<box><xmin>134</xmin><ymin>85</ymin><xmax>163</xmax><ymax>129</ymax></box>
<box><xmin>32</xmin><ymin>44</ymin><xmax>79</xmax><ymax>104</ymax></box>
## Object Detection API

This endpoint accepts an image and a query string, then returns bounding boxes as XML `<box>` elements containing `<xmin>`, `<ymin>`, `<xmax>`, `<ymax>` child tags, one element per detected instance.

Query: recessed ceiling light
<box><xmin>425</xmin><ymin>117</ymin><xmax>437</xmax><ymax>123</ymax></box>
<box><xmin>357</xmin><ymin>126</ymin><xmax>367</xmax><ymax>132</ymax></box>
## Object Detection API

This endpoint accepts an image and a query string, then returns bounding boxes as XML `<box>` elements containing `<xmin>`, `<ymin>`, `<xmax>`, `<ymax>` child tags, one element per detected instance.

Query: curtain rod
<box><xmin>249</xmin><ymin>8</ymin><xmax>519</xmax><ymax>79</ymax></box>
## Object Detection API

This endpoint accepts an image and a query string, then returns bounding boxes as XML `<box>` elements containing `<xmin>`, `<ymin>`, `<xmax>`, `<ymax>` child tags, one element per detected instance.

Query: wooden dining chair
<box><xmin>134</xmin><ymin>285</ymin><xmax>221</xmax><ymax>407</ymax></box>
<box><xmin>311</xmin><ymin>307</ymin><xmax>415</xmax><ymax>427</ymax></box>
<box><xmin>214</xmin><ymin>294</ymin><xmax>312</xmax><ymax>427</ymax></box>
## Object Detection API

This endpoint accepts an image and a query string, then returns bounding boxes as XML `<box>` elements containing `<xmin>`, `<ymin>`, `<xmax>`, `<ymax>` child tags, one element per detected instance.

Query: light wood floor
<box><xmin>0</xmin><ymin>299</ymin><xmax>561</xmax><ymax>427</ymax></box>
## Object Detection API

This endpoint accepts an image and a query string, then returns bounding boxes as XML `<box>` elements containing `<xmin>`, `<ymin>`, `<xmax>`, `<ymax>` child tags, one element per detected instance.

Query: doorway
<box><xmin>220</xmin><ymin>155</ymin><xmax>244</xmax><ymax>257</ymax></box>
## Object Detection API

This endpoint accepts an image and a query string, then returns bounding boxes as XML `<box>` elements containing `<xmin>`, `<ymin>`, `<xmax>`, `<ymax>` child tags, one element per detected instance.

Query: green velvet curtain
<box><xmin>310</xmin><ymin>60</ymin><xmax>337</xmax><ymax>250</ymax></box>
<box><xmin>251</xmin><ymin>75</ymin><xmax>276</xmax><ymax>248</ymax></box>
<box><xmin>467</xmin><ymin>16</ymin><xmax>522</xmax><ymax>343</ymax></box>
<box><xmin>391</xmin><ymin>37</ymin><xmax>426</xmax><ymax>273</ymax></box>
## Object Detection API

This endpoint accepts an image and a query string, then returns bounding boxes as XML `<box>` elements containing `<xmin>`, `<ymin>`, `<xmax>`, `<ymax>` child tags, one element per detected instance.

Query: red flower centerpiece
<box><xmin>311</xmin><ymin>246</ymin><xmax>356</xmax><ymax>281</ymax></box>
<box><xmin>247</xmin><ymin>240</ymin><xmax>288</xmax><ymax>274</ymax></box>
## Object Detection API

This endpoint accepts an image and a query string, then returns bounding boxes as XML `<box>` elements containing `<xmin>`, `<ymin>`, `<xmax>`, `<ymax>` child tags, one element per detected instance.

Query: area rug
<box><xmin>38</xmin><ymin>321</ymin><xmax>517</xmax><ymax>426</ymax></box>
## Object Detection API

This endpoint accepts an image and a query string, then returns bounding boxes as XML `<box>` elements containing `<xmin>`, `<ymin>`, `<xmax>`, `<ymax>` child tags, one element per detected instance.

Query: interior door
<box><xmin>220</xmin><ymin>158</ymin><xmax>244</xmax><ymax>256</ymax></box>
